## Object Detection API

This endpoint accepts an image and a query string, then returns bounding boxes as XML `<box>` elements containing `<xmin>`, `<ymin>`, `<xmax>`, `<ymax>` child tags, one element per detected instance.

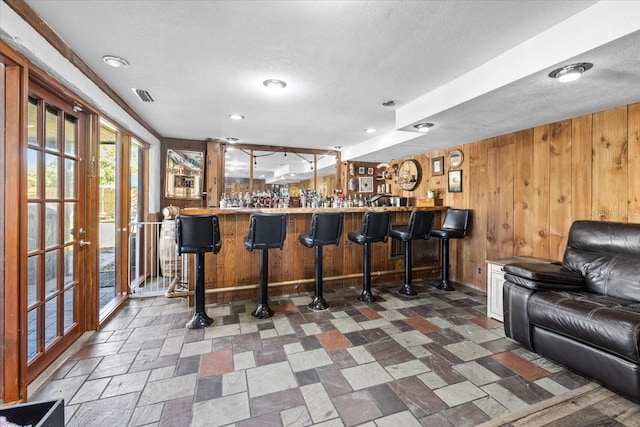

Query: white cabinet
<box><xmin>486</xmin><ymin>260</ymin><xmax>508</xmax><ymax>321</ymax></box>
<box><xmin>486</xmin><ymin>256</ymin><xmax>552</xmax><ymax>322</ymax></box>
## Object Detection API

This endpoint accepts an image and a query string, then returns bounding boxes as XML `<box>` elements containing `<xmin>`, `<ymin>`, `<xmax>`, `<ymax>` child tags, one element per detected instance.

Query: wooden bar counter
<box><xmin>175</xmin><ymin>206</ymin><xmax>448</xmax><ymax>304</ymax></box>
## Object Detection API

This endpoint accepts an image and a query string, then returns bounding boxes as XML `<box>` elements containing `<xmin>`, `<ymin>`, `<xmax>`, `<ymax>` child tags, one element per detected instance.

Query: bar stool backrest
<box><xmin>441</xmin><ymin>209</ymin><xmax>471</xmax><ymax>236</ymax></box>
<box><xmin>309</xmin><ymin>212</ymin><xmax>344</xmax><ymax>246</ymax></box>
<box><xmin>175</xmin><ymin>214</ymin><xmax>221</xmax><ymax>255</ymax></box>
<box><xmin>245</xmin><ymin>213</ymin><xmax>287</xmax><ymax>251</ymax></box>
<box><xmin>360</xmin><ymin>211</ymin><xmax>392</xmax><ymax>243</ymax></box>
<box><xmin>407</xmin><ymin>210</ymin><xmax>435</xmax><ymax>239</ymax></box>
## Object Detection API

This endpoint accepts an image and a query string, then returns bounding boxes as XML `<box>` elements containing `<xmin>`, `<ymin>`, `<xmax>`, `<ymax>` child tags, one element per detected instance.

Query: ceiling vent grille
<box><xmin>131</xmin><ymin>88</ymin><xmax>155</xmax><ymax>103</ymax></box>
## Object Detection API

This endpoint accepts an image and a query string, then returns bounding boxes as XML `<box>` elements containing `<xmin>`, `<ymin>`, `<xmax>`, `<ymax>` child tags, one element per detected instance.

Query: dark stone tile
<box><xmin>257</xmin><ymin>322</ymin><xmax>275</xmax><ymax>331</ymax></box>
<box><xmin>195</xmin><ymin>376</ymin><xmax>223</xmax><ymax>402</ymax></box>
<box><xmin>160</xmin><ymin>395</ymin><xmax>193</xmax><ymax>427</ymax></box>
<box><xmin>388</xmin><ymin>377</ymin><xmax>448</xmax><ymax>418</ymax></box>
<box><xmin>222</xmin><ymin>314</ymin><xmax>240</xmax><ymax>325</ymax></box>
<box><xmin>231</xmin><ymin>304</ymin><xmax>246</xmax><ymax>315</ymax></box>
<box><xmin>365</xmin><ymin>339</ymin><xmax>414</xmax><ymax>367</ymax></box>
<box><xmin>442</xmin><ymin>401</ymin><xmax>491</xmax><ymax>426</ymax></box>
<box><xmin>367</xmin><ymin>383</ymin><xmax>408</xmax><ymax>415</ymax></box>
<box><xmin>129</xmin><ymin>354</ymin><xmax>180</xmax><ymax>373</ymax></box>
<box><xmin>153</xmin><ymin>313</ymin><xmax>178</xmax><ymax>326</ymax></box>
<box><xmin>333</xmin><ymin>390</ymin><xmax>383</xmax><ymax>426</ymax></box>
<box><xmin>183</xmin><ymin>328</ymin><xmax>205</xmax><ymax>343</ymax></box>
<box><xmin>236</xmin><ymin>411</ymin><xmax>283</xmax><ymax>427</ymax></box>
<box><xmin>316</xmin><ymin>365</ymin><xmax>352</xmax><ymax>396</ymax></box>
<box><xmin>299</xmin><ymin>335</ymin><xmax>323</xmax><ymax>351</ymax></box>
<box><xmin>419</xmin><ymin>413</ymin><xmax>456</xmax><ymax>426</ymax></box>
<box><xmin>426</xmin><ymin>329</ymin><xmax>466</xmax><ymax>346</ymax></box>
<box><xmin>295</xmin><ymin>368</ymin><xmax>320</xmax><ymax>386</ymax></box>
<box><xmin>359</xmin><ymin>328</ymin><xmax>391</xmax><ymax>344</ymax></box>
<box><xmin>424</xmin><ymin>343</ymin><xmax>464</xmax><ymax>366</ymax></box>
<box><xmin>141</xmin><ymin>338</ymin><xmax>165</xmax><ymax>350</ymax></box>
<box><xmin>480</xmin><ymin>337</ymin><xmax>520</xmax><ymax>354</ymax></box>
<box><xmin>286</xmin><ymin>313</ymin><xmax>307</xmax><ymax>326</ymax></box>
<box><xmin>548</xmin><ymin>369</ymin><xmax>592</xmax><ymax>390</ymax></box>
<box><xmin>255</xmin><ymin>345</ymin><xmax>287</xmax><ymax>366</ymax></box>
<box><xmin>475</xmin><ymin>356</ymin><xmax>518</xmax><ymax>379</ymax></box>
<box><xmin>422</xmin><ymin>354</ymin><xmax>466</xmax><ymax>385</ymax></box>
<box><xmin>233</xmin><ymin>332</ymin><xmax>263</xmax><ymax>352</ymax></box>
<box><xmin>343</xmin><ymin>331</ymin><xmax>369</xmax><ymax>347</ymax></box>
<box><xmin>329</xmin><ymin>349</ymin><xmax>357</xmax><ymax>368</ymax></box>
<box><xmin>497</xmin><ymin>375</ymin><xmax>554</xmax><ymax>405</ymax></box>
<box><xmin>68</xmin><ymin>392</ymin><xmax>139</xmax><ymax>426</ymax></box>
<box><xmin>175</xmin><ymin>355</ymin><xmax>201</xmax><ymax>376</ymax></box>
<box><xmin>211</xmin><ymin>336</ymin><xmax>234</xmax><ymax>352</ymax></box>
<box><xmin>249</xmin><ymin>387</ymin><xmax>305</xmax><ymax>417</ymax></box>
<box><xmin>391</xmin><ymin>319</ymin><xmax>415</xmax><ymax>332</ymax></box>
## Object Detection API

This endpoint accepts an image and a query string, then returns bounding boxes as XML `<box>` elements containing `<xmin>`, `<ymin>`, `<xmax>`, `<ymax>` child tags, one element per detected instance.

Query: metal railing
<box><xmin>128</xmin><ymin>221</ymin><xmax>187</xmax><ymax>297</ymax></box>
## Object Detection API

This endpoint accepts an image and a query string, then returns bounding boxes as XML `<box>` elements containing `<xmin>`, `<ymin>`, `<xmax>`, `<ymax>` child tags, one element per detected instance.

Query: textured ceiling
<box><xmin>13</xmin><ymin>0</ymin><xmax>640</xmax><ymax>180</ymax></box>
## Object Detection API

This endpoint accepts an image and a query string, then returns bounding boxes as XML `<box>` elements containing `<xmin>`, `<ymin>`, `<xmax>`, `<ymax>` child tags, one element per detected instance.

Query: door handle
<box><xmin>79</xmin><ymin>240</ymin><xmax>91</xmax><ymax>247</ymax></box>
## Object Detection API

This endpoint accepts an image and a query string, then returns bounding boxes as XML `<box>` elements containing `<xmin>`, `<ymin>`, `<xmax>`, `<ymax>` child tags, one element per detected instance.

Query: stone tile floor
<box><xmin>32</xmin><ymin>281</ymin><xmax>600</xmax><ymax>426</ymax></box>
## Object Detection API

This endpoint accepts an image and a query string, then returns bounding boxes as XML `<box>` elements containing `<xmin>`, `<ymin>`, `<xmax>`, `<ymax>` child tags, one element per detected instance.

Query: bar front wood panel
<box><xmin>181</xmin><ymin>207</ymin><xmax>445</xmax><ymax>303</ymax></box>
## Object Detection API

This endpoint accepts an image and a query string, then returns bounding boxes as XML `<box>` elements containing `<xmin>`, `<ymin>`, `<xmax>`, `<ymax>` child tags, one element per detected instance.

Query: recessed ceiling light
<box><xmin>102</xmin><ymin>55</ymin><xmax>129</xmax><ymax>68</ymax></box>
<box><xmin>228</xmin><ymin>114</ymin><xmax>245</xmax><ymax>120</ymax></box>
<box><xmin>263</xmin><ymin>79</ymin><xmax>287</xmax><ymax>90</ymax></box>
<box><xmin>226</xmin><ymin>137</ymin><xmax>239</xmax><ymax>144</ymax></box>
<box><xmin>413</xmin><ymin>123</ymin><xmax>434</xmax><ymax>133</ymax></box>
<box><xmin>548</xmin><ymin>62</ymin><xmax>593</xmax><ymax>82</ymax></box>
<box><xmin>382</xmin><ymin>100</ymin><xmax>398</xmax><ymax>107</ymax></box>
<box><xmin>365</xmin><ymin>128</ymin><xmax>378</xmax><ymax>133</ymax></box>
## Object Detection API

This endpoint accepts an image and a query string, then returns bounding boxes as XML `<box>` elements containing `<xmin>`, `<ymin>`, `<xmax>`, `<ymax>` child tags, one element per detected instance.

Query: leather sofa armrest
<box><xmin>503</xmin><ymin>262</ymin><xmax>584</xmax><ymax>290</ymax></box>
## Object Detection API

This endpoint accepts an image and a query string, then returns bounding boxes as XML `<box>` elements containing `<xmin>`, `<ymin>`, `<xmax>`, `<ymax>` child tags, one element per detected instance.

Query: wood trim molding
<box><xmin>3</xmin><ymin>0</ymin><xmax>161</xmax><ymax>141</ymax></box>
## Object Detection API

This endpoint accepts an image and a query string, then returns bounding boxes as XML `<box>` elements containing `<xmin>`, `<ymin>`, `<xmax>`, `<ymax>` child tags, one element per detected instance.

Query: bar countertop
<box><xmin>180</xmin><ymin>205</ymin><xmax>449</xmax><ymax>215</ymax></box>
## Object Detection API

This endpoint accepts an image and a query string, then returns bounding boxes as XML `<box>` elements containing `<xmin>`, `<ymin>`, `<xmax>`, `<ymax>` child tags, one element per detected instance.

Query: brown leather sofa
<box><xmin>503</xmin><ymin>220</ymin><xmax>640</xmax><ymax>403</ymax></box>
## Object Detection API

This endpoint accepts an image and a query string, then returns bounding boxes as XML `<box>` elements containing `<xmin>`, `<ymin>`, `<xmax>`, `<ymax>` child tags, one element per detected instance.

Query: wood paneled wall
<box><xmin>393</xmin><ymin>102</ymin><xmax>640</xmax><ymax>291</ymax></box>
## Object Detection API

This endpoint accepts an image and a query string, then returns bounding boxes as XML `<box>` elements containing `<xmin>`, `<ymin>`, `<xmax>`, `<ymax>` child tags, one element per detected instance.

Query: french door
<box><xmin>26</xmin><ymin>86</ymin><xmax>86</xmax><ymax>381</ymax></box>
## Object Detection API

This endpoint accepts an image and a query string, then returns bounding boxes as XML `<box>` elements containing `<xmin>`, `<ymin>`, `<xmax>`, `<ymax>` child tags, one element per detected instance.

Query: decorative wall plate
<box><xmin>448</xmin><ymin>149</ymin><xmax>464</xmax><ymax>168</ymax></box>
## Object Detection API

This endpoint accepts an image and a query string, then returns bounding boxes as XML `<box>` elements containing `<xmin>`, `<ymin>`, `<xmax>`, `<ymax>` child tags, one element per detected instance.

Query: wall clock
<box><xmin>448</xmin><ymin>149</ymin><xmax>464</xmax><ymax>168</ymax></box>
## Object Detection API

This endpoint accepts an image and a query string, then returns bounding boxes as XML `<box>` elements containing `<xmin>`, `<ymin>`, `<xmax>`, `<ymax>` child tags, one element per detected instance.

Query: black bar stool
<box><xmin>244</xmin><ymin>213</ymin><xmax>287</xmax><ymax>318</ymax></box>
<box><xmin>175</xmin><ymin>214</ymin><xmax>221</xmax><ymax>329</ymax></box>
<box><xmin>299</xmin><ymin>212</ymin><xmax>344</xmax><ymax>310</ymax></box>
<box><xmin>348</xmin><ymin>211</ymin><xmax>391</xmax><ymax>303</ymax></box>
<box><xmin>389</xmin><ymin>210</ymin><xmax>434</xmax><ymax>296</ymax></box>
<box><xmin>430</xmin><ymin>209</ymin><xmax>470</xmax><ymax>291</ymax></box>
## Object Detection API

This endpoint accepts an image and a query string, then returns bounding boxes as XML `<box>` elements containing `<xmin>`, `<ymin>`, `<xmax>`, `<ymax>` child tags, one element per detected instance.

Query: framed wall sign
<box><xmin>359</xmin><ymin>176</ymin><xmax>374</xmax><ymax>193</ymax></box>
<box><xmin>448</xmin><ymin>149</ymin><xmax>464</xmax><ymax>168</ymax></box>
<box><xmin>431</xmin><ymin>156</ymin><xmax>444</xmax><ymax>176</ymax></box>
<box><xmin>448</xmin><ymin>170</ymin><xmax>463</xmax><ymax>193</ymax></box>
<box><xmin>358</xmin><ymin>166</ymin><xmax>365</xmax><ymax>175</ymax></box>
<box><xmin>367</xmin><ymin>167</ymin><xmax>374</xmax><ymax>175</ymax></box>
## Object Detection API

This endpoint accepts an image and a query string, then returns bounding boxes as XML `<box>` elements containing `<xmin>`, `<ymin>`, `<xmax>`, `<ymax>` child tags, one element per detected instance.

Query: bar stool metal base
<box><xmin>308</xmin><ymin>296</ymin><xmax>329</xmax><ymax>311</ymax></box>
<box><xmin>252</xmin><ymin>304</ymin><xmax>274</xmax><ymax>319</ymax></box>
<box><xmin>398</xmin><ymin>283</ymin><xmax>417</xmax><ymax>296</ymax></box>
<box><xmin>357</xmin><ymin>289</ymin><xmax>376</xmax><ymax>303</ymax></box>
<box><xmin>186</xmin><ymin>312</ymin><xmax>214</xmax><ymax>329</ymax></box>
<box><xmin>436</xmin><ymin>281</ymin><xmax>455</xmax><ymax>291</ymax></box>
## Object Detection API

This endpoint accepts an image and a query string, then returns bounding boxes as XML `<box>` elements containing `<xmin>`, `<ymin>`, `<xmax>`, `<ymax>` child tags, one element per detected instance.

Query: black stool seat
<box><xmin>299</xmin><ymin>212</ymin><xmax>344</xmax><ymax>310</ymax></box>
<box><xmin>389</xmin><ymin>210</ymin><xmax>434</xmax><ymax>296</ymax></box>
<box><xmin>175</xmin><ymin>214</ymin><xmax>221</xmax><ymax>329</ymax></box>
<box><xmin>245</xmin><ymin>213</ymin><xmax>287</xmax><ymax>318</ymax></box>
<box><xmin>348</xmin><ymin>211</ymin><xmax>391</xmax><ymax>303</ymax></box>
<box><xmin>429</xmin><ymin>209</ymin><xmax>470</xmax><ymax>291</ymax></box>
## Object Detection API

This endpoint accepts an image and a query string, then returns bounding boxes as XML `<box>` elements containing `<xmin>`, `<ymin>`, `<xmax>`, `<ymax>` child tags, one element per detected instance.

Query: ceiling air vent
<box><xmin>131</xmin><ymin>88</ymin><xmax>155</xmax><ymax>103</ymax></box>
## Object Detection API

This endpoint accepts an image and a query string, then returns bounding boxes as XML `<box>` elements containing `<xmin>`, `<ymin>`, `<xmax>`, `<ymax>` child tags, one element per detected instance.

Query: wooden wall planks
<box><xmin>391</xmin><ymin>102</ymin><xmax>640</xmax><ymax>291</ymax></box>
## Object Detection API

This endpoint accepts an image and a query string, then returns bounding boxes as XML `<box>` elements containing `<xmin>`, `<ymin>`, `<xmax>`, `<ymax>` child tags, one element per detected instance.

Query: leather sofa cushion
<box><xmin>563</xmin><ymin>221</ymin><xmax>640</xmax><ymax>302</ymax></box>
<box><xmin>505</xmin><ymin>263</ymin><xmax>584</xmax><ymax>285</ymax></box>
<box><xmin>529</xmin><ymin>290</ymin><xmax>640</xmax><ymax>363</ymax></box>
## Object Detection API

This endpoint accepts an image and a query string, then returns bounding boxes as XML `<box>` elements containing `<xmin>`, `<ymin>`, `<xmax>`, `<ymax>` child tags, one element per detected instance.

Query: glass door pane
<box><xmin>129</xmin><ymin>141</ymin><xmax>145</xmax><ymax>287</ymax></box>
<box><xmin>25</xmin><ymin>92</ymin><xmax>84</xmax><ymax>381</ymax></box>
<box><xmin>99</xmin><ymin>124</ymin><xmax>119</xmax><ymax>311</ymax></box>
